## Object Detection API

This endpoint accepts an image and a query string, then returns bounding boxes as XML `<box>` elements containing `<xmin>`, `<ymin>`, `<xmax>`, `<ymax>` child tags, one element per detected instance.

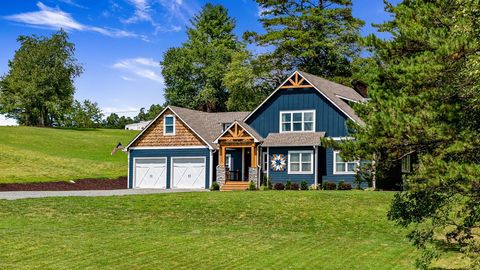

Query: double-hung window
<box><xmin>288</xmin><ymin>151</ymin><xmax>313</xmax><ymax>174</ymax></box>
<box><xmin>401</xmin><ymin>155</ymin><xmax>411</xmax><ymax>173</ymax></box>
<box><xmin>280</xmin><ymin>110</ymin><xmax>315</xmax><ymax>132</ymax></box>
<box><xmin>333</xmin><ymin>151</ymin><xmax>359</xmax><ymax>174</ymax></box>
<box><xmin>163</xmin><ymin>115</ymin><xmax>175</xmax><ymax>135</ymax></box>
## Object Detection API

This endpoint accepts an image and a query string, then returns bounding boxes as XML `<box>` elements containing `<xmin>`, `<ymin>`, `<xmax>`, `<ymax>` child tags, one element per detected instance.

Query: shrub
<box><xmin>322</xmin><ymin>182</ymin><xmax>337</xmax><ymax>190</ymax></box>
<box><xmin>285</xmin><ymin>180</ymin><xmax>292</xmax><ymax>190</ymax></box>
<box><xmin>267</xmin><ymin>177</ymin><xmax>273</xmax><ymax>190</ymax></box>
<box><xmin>300</xmin><ymin>180</ymin><xmax>309</xmax><ymax>190</ymax></box>
<box><xmin>210</xmin><ymin>181</ymin><xmax>220</xmax><ymax>191</ymax></box>
<box><xmin>259</xmin><ymin>184</ymin><xmax>268</xmax><ymax>191</ymax></box>
<box><xmin>248</xmin><ymin>181</ymin><xmax>257</xmax><ymax>191</ymax></box>
<box><xmin>291</xmin><ymin>182</ymin><xmax>300</xmax><ymax>190</ymax></box>
<box><xmin>261</xmin><ymin>175</ymin><xmax>268</xmax><ymax>186</ymax></box>
<box><xmin>337</xmin><ymin>181</ymin><xmax>352</xmax><ymax>190</ymax></box>
<box><xmin>273</xmin><ymin>182</ymin><xmax>285</xmax><ymax>190</ymax></box>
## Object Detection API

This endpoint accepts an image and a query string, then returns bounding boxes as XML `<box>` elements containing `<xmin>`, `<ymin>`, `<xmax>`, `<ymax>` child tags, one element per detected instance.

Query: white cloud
<box><xmin>4</xmin><ymin>2</ymin><xmax>147</xmax><ymax>40</ymax></box>
<box><xmin>257</xmin><ymin>5</ymin><xmax>271</xmax><ymax>17</ymax></box>
<box><xmin>123</xmin><ymin>0</ymin><xmax>197</xmax><ymax>33</ymax></box>
<box><xmin>101</xmin><ymin>106</ymin><xmax>139</xmax><ymax>118</ymax></box>
<box><xmin>112</xmin><ymin>57</ymin><xmax>163</xmax><ymax>84</ymax></box>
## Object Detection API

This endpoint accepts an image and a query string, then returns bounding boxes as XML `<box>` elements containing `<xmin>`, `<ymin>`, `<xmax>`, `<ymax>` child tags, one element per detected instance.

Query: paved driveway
<box><xmin>0</xmin><ymin>189</ymin><xmax>208</xmax><ymax>200</ymax></box>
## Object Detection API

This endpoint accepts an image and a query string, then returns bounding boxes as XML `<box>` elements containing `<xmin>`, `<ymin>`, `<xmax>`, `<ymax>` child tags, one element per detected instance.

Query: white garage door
<box><xmin>134</xmin><ymin>158</ymin><xmax>167</xmax><ymax>188</ymax></box>
<box><xmin>172</xmin><ymin>157</ymin><xmax>206</xmax><ymax>189</ymax></box>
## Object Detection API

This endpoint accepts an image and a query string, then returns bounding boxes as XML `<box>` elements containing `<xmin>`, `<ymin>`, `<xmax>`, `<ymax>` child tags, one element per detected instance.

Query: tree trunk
<box><xmin>372</xmin><ymin>153</ymin><xmax>377</xmax><ymax>190</ymax></box>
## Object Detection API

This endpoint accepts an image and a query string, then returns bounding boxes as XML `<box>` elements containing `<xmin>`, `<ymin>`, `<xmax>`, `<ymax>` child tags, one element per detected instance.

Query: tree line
<box><xmin>0</xmin><ymin>1</ymin><xmax>479</xmax><ymax>267</ymax></box>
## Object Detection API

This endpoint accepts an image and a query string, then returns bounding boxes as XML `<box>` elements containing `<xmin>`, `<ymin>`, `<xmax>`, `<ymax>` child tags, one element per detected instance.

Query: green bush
<box><xmin>300</xmin><ymin>180</ymin><xmax>309</xmax><ymax>190</ymax></box>
<box><xmin>267</xmin><ymin>177</ymin><xmax>273</xmax><ymax>190</ymax></box>
<box><xmin>248</xmin><ymin>181</ymin><xmax>257</xmax><ymax>191</ymax></box>
<box><xmin>259</xmin><ymin>184</ymin><xmax>268</xmax><ymax>191</ymax></box>
<box><xmin>210</xmin><ymin>181</ymin><xmax>220</xmax><ymax>191</ymax></box>
<box><xmin>285</xmin><ymin>180</ymin><xmax>292</xmax><ymax>190</ymax></box>
<box><xmin>322</xmin><ymin>182</ymin><xmax>337</xmax><ymax>190</ymax></box>
<box><xmin>337</xmin><ymin>181</ymin><xmax>352</xmax><ymax>190</ymax></box>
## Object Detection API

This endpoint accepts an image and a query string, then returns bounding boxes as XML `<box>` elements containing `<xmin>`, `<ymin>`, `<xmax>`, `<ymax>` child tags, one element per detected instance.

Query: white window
<box><xmin>280</xmin><ymin>110</ymin><xmax>315</xmax><ymax>132</ymax></box>
<box><xmin>226</xmin><ymin>154</ymin><xmax>232</xmax><ymax>170</ymax></box>
<box><xmin>163</xmin><ymin>115</ymin><xmax>175</xmax><ymax>135</ymax></box>
<box><xmin>262</xmin><ymin>152</ymin><xmax>268</xmax><ymax>172</ymax></box>
<box><xmin>333</xmin><ymin>151</ymin><xmax>359</xmax><ymax>174</ymax></box>
<box><xmin>288</xmin><ymin>151</ymin><xmax>313</xmax><ymax>174</ymax></box>
<box><xmin>401</xmin><ymin>155</ymin><xmax>411</xmax><ymax>173</ymax></box>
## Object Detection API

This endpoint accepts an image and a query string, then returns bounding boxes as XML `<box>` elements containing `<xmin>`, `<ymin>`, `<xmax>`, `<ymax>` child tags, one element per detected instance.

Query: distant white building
<box><xmin>125</xmin><ymin>120</ymin><xmax>150</xmax><ymax>130</ymax></box>
<box><xmin>0</xmin><ymin>115</ymin><xmax>18</xmax><ymax>126</ymax></box>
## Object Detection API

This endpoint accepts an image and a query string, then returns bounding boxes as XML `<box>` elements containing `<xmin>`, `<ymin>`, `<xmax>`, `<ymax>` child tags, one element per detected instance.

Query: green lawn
<box><xmin>0</xmin><ymin>191</ymin><xmax>422</xmax><ymax>269</ymax></box>
<box><xmin>0</xmin><ymin>126</ymin><xmax>138</xmax><ymax>183</ymax></box>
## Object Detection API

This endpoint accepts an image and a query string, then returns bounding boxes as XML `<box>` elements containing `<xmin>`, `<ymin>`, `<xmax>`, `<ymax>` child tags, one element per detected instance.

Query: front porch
<box><xmin>214</xmin><ymin>121</ymin><xmax>262</xmax><ymax>189</ymax></box>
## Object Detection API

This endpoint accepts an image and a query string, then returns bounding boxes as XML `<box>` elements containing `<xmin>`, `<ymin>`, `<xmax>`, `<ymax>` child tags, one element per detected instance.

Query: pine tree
<box><xmin>337</xmin><ymin>1</ymin><xmax>480</xmax><ymax>267</ymax></box>
<box><xmin>244</xmin><ymin>0</ymin><xmax>364</xmax><ymax>83</ymax></box>
<box><xmin>161</xmin><ymin>4</ymin><xmax>244</xmax><ymax>112</ymax></box>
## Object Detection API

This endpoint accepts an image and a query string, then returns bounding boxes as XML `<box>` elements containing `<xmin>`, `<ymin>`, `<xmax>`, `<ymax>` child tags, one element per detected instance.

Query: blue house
<box><xmin>125</xmin><ymin>71</ymin><xmax>367</xmax><ymax>190</ymax></box>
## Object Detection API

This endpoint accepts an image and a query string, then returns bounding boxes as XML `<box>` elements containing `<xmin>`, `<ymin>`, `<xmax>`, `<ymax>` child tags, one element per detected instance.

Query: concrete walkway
<box><xmin>0</xmin><ymin>189</ymin><xmax>208</xmax><ymax>200</ymax></box>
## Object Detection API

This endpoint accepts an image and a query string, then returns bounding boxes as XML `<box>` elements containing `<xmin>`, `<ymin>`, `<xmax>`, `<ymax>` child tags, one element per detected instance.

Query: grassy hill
<box><xmin>0</xmin><ymin>191</ymin><xmax>466</xmax><ymax>269</ymax></box>
<box><xmin>0</xmin><ymin>126</ymin><xmax>138</xmax><ymax>183</ymax></box>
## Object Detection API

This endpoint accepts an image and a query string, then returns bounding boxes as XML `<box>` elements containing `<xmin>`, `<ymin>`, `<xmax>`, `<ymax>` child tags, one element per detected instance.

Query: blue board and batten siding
<box><xmin>246</xmin><ymin>87</ymin><xmax>350</xmax><ymax>138</ymax></box>
<box><xmin>267</xmin><ymin>146</ymin><xmax>316</xmax><ymax>185</ymax></box>
<box><xmin>128</xmin><ymin>148</ymin><xmax>210</xmax><ymax>189</ymax></box>
<box><xmin>323</xmin><ymin>147</ymin><xmax>355</xmax><ymax>183</ymax></box>
<box><xmin>248</xmin><ymin>87</ymin><xmax>356</xmax><ymax>185</ymax></box>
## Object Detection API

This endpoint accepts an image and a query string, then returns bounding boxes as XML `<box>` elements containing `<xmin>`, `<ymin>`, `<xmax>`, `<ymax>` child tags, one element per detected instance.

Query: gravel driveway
<box><xmin>0</xmin><ymin>189</ymin><xmax>208</xmax><ymax>200</ymax></box>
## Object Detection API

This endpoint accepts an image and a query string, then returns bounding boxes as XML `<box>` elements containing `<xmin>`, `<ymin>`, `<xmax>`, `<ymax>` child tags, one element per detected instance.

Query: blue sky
<box><xmin>0</xmin><ymin>0</ymin><xmax>399</xmax><ymax>124</ymax></box>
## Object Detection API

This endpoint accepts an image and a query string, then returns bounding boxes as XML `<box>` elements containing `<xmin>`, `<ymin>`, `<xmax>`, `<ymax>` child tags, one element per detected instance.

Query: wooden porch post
<box><xmin>219</xmin><ymin>144</ymin><xmax>225</xmax><ymax>166</ymax></box>
<box><xmin>251</xmin><ymin>144</ymin><xmax>256</xmax><ymax>168</ymax></box>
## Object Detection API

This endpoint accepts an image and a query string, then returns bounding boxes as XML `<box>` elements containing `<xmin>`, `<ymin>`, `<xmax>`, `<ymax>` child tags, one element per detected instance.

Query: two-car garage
<box><xmin>129</xmin><ymin>148</ymin><xmax>210</xmax><ymax>189</ymax></box>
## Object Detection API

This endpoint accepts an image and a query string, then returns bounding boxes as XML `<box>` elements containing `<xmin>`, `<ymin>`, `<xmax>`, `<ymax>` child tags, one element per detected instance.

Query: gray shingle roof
<box><xmin>262</xmin><ymin>132</ymin><xmax>326</xmax><ymax>147</ymax></box>
<box><xmin>169</xmin><ymin>106</ymin><xmax>250</xmax><ymax>149</ymax></box>
<box><xmin>297</xmin><ymin>71</ymin><xmax>365</xmax><ymax>125</ymax></box>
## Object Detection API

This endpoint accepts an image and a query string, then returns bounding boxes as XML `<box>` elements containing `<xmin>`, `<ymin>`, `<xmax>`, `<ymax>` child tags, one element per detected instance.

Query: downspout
<box><xmin>314</xmin><ymin>146</ymin><xmax>318</xmax><ymax>188</ymax></box>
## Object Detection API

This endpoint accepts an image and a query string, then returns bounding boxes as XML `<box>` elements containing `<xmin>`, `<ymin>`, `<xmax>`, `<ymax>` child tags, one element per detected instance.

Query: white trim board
<box><xmin>129</xmin><ymin>146</ymin><xmax>208</xmax><ymax>150</ymax></box>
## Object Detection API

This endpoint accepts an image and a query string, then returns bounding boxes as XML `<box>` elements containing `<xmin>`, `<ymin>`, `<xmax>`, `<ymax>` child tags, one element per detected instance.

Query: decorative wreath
<box><xmin>271</xmin><ymin>154</ymin><xmax>287</xmax><ymax>172</ymax></box>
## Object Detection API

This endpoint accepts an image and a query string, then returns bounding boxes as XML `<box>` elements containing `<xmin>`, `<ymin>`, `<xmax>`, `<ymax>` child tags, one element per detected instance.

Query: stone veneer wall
<box><xmin>248</xmin><ymin>167</ymin><xmax>259</xmax><ymax>187</ymax></box>
<box><xmin>216</xmin><ymin>165</ymin><xmax>226</xmax><ymax>187</ymax></box>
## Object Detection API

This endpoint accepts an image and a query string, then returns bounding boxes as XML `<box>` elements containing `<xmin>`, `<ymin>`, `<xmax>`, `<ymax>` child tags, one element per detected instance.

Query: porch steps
<box><xmin>221</xmin><ymin>181</ymin><xmax>249</xmax><ymax>191</ymax></box>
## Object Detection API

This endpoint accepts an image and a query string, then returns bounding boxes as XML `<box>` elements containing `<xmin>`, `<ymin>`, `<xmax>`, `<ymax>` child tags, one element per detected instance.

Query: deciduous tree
<box><xmin>0</xmin><ymin>30</ymin><xmax>82</xmax><ymax>126</ymax></box>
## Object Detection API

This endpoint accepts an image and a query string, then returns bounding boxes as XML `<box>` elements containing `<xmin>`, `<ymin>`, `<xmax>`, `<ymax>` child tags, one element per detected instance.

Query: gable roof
<box><xmin>125</xmin><ymin>105</ymin><xmax>250</xmax><ymax>150</ymax></box>
<box><xmin>243</xmin><ymin>70</ymin><xmax>365</xmax><ymax>125</ymax></box>
<box><xmin>213</xmin><ymin>120</ymin><xmax>263</xmax><ymax>143</ymax></box>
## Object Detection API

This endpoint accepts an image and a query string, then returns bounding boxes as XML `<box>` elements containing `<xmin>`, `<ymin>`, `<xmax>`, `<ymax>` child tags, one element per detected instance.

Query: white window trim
<box><xmin>226</xmin><ymin>154</ymin><xmax>232</xmax><ymax>170</ymax></box>
<box><xmin>262</xmin><ymin>152</ymin><xmax>268</xmax><ymax>173</ymax></box>
<box><xmin>163</xmin><ymin>115</ymin><xmax>176</xmax><ymax>135</ymax></box>
<box><xmin>333</xmin><ymin>150</ymin><xmax>359</xmax><ymax>175</ymax></box>
<box><xmin>401</xmin><ymin>155</ymin><xmax>411</xmax><ymax>173</ymax></box>
<box><xmin>279</xmin><ymin>110</ymin><xmax>316</xmax><ymax>133</ymax></box>
<box><xmin>288</xmin><ymin>150</ymin><xmax>314</xmax><ymax>174</ymax></box>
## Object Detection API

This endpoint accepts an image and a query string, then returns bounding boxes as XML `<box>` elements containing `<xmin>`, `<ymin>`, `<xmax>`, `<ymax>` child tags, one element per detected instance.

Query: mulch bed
<box><xmin>0</xmin><ymin>176</ymin><xmax>127</xmax><ymax>191</ymax></box>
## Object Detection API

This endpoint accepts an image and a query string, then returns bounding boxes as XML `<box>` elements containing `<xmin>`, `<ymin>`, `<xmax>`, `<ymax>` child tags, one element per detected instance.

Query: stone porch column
<box><xmin>216</xmin><ymin>165</ymin><xmax>226</xmax><ymax>187</ymax></box>
<box><xmin>248</xmin><ymin>167</ymin><xmax>259</xmax><ymax>188</ymax></box>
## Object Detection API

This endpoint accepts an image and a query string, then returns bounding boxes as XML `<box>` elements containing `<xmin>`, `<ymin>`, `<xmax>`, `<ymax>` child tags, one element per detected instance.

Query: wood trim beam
<box><xmin>280</xmin><ymin>85</ymin><xmax>314</xmax><ymax>89</ymax></box>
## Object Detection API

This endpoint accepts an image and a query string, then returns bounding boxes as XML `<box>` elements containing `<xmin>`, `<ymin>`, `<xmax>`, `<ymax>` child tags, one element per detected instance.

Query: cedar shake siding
<box><xmin>132</xmin><ymin>109</ymin><xmax>206</xmax><ymax>147</ymax></box>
